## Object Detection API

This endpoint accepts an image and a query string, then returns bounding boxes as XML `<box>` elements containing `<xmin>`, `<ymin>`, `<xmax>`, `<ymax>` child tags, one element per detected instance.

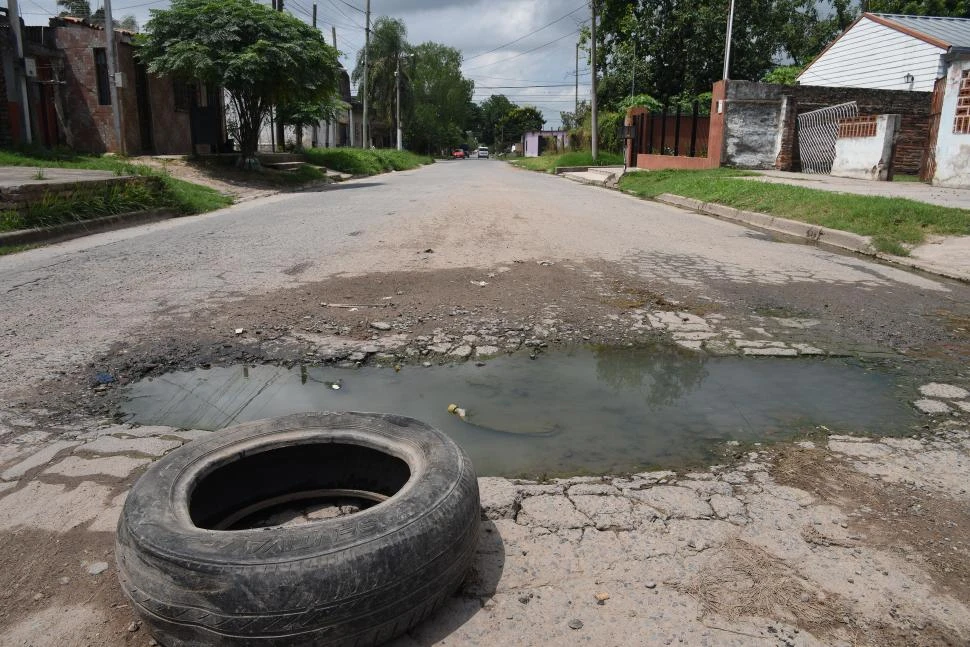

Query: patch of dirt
<box><xmin>129</xmin><ymin>156</ymin><xmax>311</xmax><ymax>202</ymax></box>
<box><xmin>773</xmin><ymin>446</ymin><xmax>970</xmax><ymax>605</ymax></box>
<box><xmin>31</xmin><ymin>263</ymin><xmax>693</xmax><ymax>420</ymax></box>
<box><xmin>0</xmin><ymin>528</ymin><xmax>137</xmax><ymax>645</ymax></box>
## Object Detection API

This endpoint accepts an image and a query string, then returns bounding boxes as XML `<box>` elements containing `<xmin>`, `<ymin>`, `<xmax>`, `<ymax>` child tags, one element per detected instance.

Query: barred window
<box><xmin>173</xmin><ymin>79</ymin><xmax>195</xmax><ymax>112</ymax></box>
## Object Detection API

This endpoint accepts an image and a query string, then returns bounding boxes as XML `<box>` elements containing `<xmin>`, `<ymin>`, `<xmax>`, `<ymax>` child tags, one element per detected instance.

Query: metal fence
<box><xmin>797</xmin><ymin>101</ymin><xmax>858</xmax><ymax>174</ymax></box>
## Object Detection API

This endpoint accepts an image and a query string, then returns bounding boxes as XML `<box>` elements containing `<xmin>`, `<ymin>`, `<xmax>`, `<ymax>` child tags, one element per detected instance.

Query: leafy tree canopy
<box><xmin>405</xmin><ymin>42</ymin><xmax>474</xmax><ymax>154</ymax></box>
<box><xmin>139</xmin><ymin>0</ymin><xmax>340</xmax><ymax>163</ymax></box>
<box><xmin>865</xmin><ymin>0</ymin><xmax>970</xmax><ymax>17</ymax></box>
<box><xmin>498</xmin><ymin>106</ymin><xmax>544</xmax><ymax>145</ymax></box>
<box><xmin>590</xmin><ymin>0</ymin><xmax>854</xmax><ymax>109</ymax></box>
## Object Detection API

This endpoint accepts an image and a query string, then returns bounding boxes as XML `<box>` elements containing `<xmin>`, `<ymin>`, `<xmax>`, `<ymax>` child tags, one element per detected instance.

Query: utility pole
<box><xmin>275</xmin><ymin>0</ymin><xmax>285</xmax><ymax>150</ymax></box>
<box><xmin>396</xmin><ymin>54</ymin><xmax>402</xmax><ymax>150</ymax></box>
<box><xmin>362</xmin><ymin>0</ymin><xmax>370</xmax><ymax>148</ymax></box>
<box><xmin>722</xmin><ymin>0</ymin><xmax>735</xmax><ymax>80</ymax></box>
<box><xmin>310</xmin><ymin>3</ymin><xmax>319</xmax><ymax>148</ymax></box>
<box><xmin>331</xmin><ymin>27</ymin><xmax>338</xmax><ymax>147</ymax></box>
<box><xmin>103</xmin><ymin>0</ymin><xmax>124</xmax><ymax>154</ymax></box>
<box><xmin>590</xmin><ymin>0</ymin><xmax>598</xmax><ymax>160</ymax></box>
<box><xmin>575</xmin><ymin>42</ymin><xmax>579</xmax><ymax>117</ymax></box>
<box><xmin>6</xmin><ymin>0</ymin><xmax>31</xmax><ymax>144</ymax></box>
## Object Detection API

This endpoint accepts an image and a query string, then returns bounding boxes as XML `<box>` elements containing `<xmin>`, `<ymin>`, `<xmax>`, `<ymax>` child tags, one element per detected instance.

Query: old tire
<box><xmin>116</xmin><ymin>412</ymin><xmax>480</xmax><ymax>647</ymax></box>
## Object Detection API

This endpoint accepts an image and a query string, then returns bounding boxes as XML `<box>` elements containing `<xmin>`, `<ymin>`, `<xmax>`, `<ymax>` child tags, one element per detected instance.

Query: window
<box><xmin>173</xmin><ymin>79</ymin><xmax>195</xmax><ymax>112</ymax></box>
<box><xmin>93</xmin><ymin>48</ymin><xmax>110</xmax><ymax>105</ymax></box>
<box><xmin>954</xmin><ymin>70</ymin><xmax>970</xmax><ymax>135</ymax></box>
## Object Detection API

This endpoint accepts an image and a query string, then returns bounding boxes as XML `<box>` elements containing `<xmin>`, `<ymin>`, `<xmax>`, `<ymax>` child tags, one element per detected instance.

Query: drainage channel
<box><xmin>122</xmin><ymin>345</ymin><xmax>918</xmax><ymax>478</ymax></box>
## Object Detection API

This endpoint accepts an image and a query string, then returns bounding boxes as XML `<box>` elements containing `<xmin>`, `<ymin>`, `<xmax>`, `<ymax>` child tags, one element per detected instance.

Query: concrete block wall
<box><xmin>932</xmin><ymin>58</ymin><xmax>970</xmax><ymax>188</ymax></box>
<box><xmin>831</xmin><ymin>114</ymin><xmax>900</xmax><ymax>180</ymax></box>
<box><xmin>776</xmin><ymin>85</ymin><xmax>932</xmax><ymax>175</ymax></box>
<box><xmin>721</xmin><ymin>81</ymin><xmax>786</xmax><ymax>169</ymax></box>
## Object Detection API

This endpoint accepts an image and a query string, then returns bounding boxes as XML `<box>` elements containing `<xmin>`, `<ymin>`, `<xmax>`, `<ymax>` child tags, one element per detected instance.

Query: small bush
<box><xmin>304</xmin><ymin>148</ymin><xmax>431</xmax><ymax>175</ymax></box>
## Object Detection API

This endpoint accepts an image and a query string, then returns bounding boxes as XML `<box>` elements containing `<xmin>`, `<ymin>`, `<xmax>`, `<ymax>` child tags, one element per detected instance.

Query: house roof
<box><xmin>868</xmin><ymin>12</ymin><xmax>970</xmax><ymax>49</ymax></box>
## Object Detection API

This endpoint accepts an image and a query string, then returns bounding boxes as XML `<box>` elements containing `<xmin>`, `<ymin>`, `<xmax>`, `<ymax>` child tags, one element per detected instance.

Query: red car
<box><xmin>452</xmin><ymin>148</ymin><xmax>466</xmax><ymax>159</ymax></box>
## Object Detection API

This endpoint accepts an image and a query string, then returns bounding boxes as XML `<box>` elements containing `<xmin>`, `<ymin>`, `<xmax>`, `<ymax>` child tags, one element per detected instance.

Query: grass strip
<box><xmin>509</xmin><ymin>151</ymin><xmax>625</xmax><ymax>173</ymax></box>
<box><xmin>304</xmin><ymin>148</ymin><xmax>432</xmax><ymax>176</ymax></box>
<box><xmin>0</xmin><ymin>148</ymin><xmax>232</xmax><ymax>223</ymax></box>
<box><xmin>618</xmin><ymin>168</ymin><xmax>970</xmax><ymax>255</ymax></box>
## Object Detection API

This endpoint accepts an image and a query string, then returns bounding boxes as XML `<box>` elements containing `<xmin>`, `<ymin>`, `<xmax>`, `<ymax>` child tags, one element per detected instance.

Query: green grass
<box><xmin>618</xmin><ymin>168</ymin><xmax>970</xmax><ymax>254</ymax></box>
<box><xmin>892</xmin><ymin>173</ymin><xmax>924</xmax><ymax>183</ymax></box>
<box><xmin>0</xmin><ymin>242</ymin><xmax>41</xmax><ymax>256</ymax></box>
<box><xmin>0</xmin><ymin>148</ymin><xmax>232</xmax><ymax>224</ymax></box>
<box><xmin>303</xmin><ymin>148</ymin><xmax>432</xmax><ymax>176</ymax></box>
<box><xmin>509</xmin><ymin>150</ymin><xmax>625</xmax><ymax>173</ymax></box>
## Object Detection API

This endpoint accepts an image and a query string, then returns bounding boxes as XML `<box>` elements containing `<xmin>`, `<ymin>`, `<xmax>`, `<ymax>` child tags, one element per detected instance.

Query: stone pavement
<box><xmin>2</xmin><ymin>397</ymin><xmax>970</xmax><ymax>645</ymax></box>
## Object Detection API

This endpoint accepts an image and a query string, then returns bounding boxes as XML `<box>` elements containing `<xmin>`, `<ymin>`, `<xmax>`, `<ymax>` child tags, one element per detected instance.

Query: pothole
<box><xmin>122</xmin><ymin>344</ymin><xmax>919</xmax><ymax>478</ymax></box>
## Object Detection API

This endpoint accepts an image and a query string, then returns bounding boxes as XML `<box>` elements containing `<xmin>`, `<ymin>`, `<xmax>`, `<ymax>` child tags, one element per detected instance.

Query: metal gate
<box><xmin>797</xmin><ymin>101</ymin><xmax>858</xmax><ymax>174</ymax></box>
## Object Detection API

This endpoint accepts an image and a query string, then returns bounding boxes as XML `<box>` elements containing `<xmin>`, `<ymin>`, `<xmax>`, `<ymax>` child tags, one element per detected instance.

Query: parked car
<box><xmin>452</xmin><ymin>149</ymin><xmax>466</xmax><ymax>159</ymax></box>
<box><xmin>477</xmin><ymin>146</ymin><xmax>489</xmax><ymax>159</ymax></box>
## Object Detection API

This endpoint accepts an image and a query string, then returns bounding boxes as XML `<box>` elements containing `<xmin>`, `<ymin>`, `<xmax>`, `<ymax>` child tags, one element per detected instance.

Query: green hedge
<box><xmin>304</xmin><ymin>148</ymin><xmax>432</xmax><ymax>175</ymax></box>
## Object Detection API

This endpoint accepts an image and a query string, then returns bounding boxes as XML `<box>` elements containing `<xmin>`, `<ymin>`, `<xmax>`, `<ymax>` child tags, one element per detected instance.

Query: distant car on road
<box><xmin>452</xmin><ymin>149</ymin><xmax>466</xmax><ymax>159</ymax></box>
<box><xmin>477</xmin><ymin>146</ymin><xmax>489</xmax><ymax>159</ymax></box>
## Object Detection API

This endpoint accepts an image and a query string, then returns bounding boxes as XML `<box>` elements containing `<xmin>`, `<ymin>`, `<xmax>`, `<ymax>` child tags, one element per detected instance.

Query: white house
<box><xmin>798</xmin><ymin>13</ymin><xmax>970</xmax><ymax>92</ymax></box>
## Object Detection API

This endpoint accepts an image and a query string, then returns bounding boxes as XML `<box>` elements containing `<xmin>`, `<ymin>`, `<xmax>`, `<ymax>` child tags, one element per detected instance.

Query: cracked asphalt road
<box><xmin>1</xmin><ymin>160</ymin><xmax>970</xmax><ymax>646</ymax></box>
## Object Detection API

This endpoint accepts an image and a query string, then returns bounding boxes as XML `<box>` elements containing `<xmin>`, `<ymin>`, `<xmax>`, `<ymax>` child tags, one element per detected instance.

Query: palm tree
<box><xmin>352</xmin><ymin>17</ymin><xmax>412</xmax><ymax>133</ymax></box>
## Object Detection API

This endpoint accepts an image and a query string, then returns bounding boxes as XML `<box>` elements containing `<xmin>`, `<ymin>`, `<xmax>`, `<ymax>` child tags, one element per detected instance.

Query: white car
<box><xmin>477</xmin><ymin>146</ymin><xmax>489</xmax><ymax>159</ymax></box>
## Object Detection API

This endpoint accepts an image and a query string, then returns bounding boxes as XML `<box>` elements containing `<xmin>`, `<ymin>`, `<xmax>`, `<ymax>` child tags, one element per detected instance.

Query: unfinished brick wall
<box><xmin>50</xmin><ymin>19</ymin><xmax>193</xmax><ymax>154</ymax></box>
<box><xmin>776</xmin><ymin>85</ymin><xmax>932</xmax><ymax>175</ymax></box>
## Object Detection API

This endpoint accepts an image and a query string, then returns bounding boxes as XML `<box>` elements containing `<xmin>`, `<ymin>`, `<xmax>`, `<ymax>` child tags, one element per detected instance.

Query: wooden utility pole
<box><xmin>362</xmin><ymin>0</ymin><xmax>370</xmax><ymax>148</ymax></box>
<box><xmin>103</xmin><ymin>0</ymin><xmax>124</xmax><ymax>154</ymax></box>
<box><xmin>6</xmin><ymin>0</ymin><xmax>31</xmax><ymax>144</ymax></box>
<box><xmin>590</xmin><ymin>0</ymin><xmax>598</xmax><ymax>160</ymax></box>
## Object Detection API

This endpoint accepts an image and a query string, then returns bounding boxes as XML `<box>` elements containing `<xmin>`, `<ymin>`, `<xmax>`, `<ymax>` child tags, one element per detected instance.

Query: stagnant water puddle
<box><xmin>122</xmin><ymin>345</ymin><xmax>918</xmax><ymax>478</ymax></box>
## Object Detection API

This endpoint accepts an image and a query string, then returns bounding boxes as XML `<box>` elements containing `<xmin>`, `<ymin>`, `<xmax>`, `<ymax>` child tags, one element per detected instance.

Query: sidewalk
<box><xmin>748</xmin><ymin>170</ymin><xmax>970</xmax><ymax>210</ymax></box>
<box><xmin>0</xmin><ymin>166</ymin><xmax>129</xmax><ymax>188</ymax></box>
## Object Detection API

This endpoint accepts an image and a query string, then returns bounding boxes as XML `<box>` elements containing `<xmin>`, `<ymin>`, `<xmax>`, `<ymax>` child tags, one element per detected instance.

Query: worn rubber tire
<box><xmin>116</xmin><ymin>412</ymin><xmax>480</xmax><ymax>647</ymax></box>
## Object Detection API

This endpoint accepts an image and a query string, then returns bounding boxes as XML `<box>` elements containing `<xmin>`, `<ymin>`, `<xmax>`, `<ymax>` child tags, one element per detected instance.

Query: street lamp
<box><xmin>396</xmin><ymin>53</ymin><xmax>413</xmax><ymax>151</ymax></box>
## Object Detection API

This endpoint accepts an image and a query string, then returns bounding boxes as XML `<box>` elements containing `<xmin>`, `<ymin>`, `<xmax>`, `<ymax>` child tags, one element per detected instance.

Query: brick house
<box><xmin>1</xmin><ymin>15</ymin><xmax>224</xmax><ymax>154</ymax></box>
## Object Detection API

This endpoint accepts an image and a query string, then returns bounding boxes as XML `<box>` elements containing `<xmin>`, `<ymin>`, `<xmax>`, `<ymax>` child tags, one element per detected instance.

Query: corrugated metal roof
<box><xmin>873</xmin><ymin>13</ymin><xmax>970</xmax><ymax>48</ymax></box>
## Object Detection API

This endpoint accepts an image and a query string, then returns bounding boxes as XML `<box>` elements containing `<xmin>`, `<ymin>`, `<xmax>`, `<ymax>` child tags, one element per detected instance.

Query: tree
<box><xmin>477</xmin><ymin>94</ymin><xmax>515</xmax><ymax>146</ymax></box>
<box><xmin>56</xmin><ymin>0</ymin><xmax>91</xmax><ymax>19</ymax></box>
<box><xmin>864</xmin><ymin>0</ymin><xmax>969</xmax><ymax>16</ymax></box>
<box><xmin>498</xmin><ymin>106</ymin><xmax>544</xmax><ymax>150</ymax></box>
<box><xmin>405</xmin><ymin>42</ymin><xmax>474</xmax><ymax>154</ymax></box>
<box><xmin>278</xmin><ymin>99</ymin><xmax>341</xmax><ymax>150</ymax></box>
<box><xmin>139</xmin><ymin>0</ymin><xmax>340</xmax><ymax>167</ymax></box>
<box><xmin>590</xmin><ymin>0</ymin><xmax>851</xmax><ymax>109</ymax></box>
<box><xmin>762</xmin><ymin>65</ymin><xmax>802</xmax><ymax>85</ymax></box>
<box><xmin>353</xmin><ymin>17</ymin><xmax>411</xmax><ymax>134</ymax></box>
<box><xmin>118</xmin><ymin>15</ymin><xmax>139</xmax><ymax>32</ymax></box>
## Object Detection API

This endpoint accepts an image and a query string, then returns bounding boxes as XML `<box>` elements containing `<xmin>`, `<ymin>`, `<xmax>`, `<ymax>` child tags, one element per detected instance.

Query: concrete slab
<box><xmin>0</xmin><ymin>167</ymin><xmax>128</xmax><ymax>189</ymax></box>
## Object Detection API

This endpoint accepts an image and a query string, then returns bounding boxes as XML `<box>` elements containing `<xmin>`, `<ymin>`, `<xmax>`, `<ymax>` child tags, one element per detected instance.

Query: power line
<box><xmin>327</xmin><ymin>0</ymin><xmax>362</xmax><ymax>28</ymax></box>
<box><xmin>464</xmin><ymin>27</ymin><xmax>584</xmax><ymax>71</ymax></box>
<box><xmin>463</xmin><ymin>2</ymin><xmax>587</xmax><ymax>63</ymax></box>
<box><xmin>334</xmin><ymin>0</ymin><xmax>363</xmax><ymax>13</ymax></box>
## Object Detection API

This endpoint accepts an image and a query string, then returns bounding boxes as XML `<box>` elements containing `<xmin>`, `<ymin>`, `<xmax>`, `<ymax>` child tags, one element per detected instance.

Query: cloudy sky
<box><xmin>19</xmin><ymin>0</ymin><xmax>593</xmax><ymax>128</ymax></box>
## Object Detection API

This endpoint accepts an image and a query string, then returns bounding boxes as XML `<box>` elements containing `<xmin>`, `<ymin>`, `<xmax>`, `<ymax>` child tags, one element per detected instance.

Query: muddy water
<box><xmin>122</xmin><ymin>345</ymin><xmax>917</xmax><ymax>478</ymax></box>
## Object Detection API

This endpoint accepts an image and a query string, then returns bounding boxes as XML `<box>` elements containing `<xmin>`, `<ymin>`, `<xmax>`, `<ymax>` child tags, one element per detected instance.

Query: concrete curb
<box><xmin>653</xmin><ymin>193</ymin><xmax>970</xmax><ymax>284</ymax></box>
<box><xmin>0</xmin><ymin>207</ymin><xmax>181</xmax><ymax>248</ymax></box>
